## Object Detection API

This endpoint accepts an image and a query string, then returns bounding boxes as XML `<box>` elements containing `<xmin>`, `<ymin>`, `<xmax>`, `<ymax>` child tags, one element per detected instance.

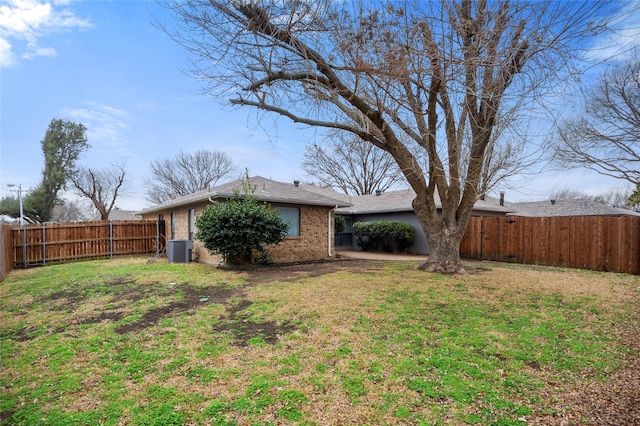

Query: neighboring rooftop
<box><xmin>138</xmin><ymin>176</ymin><xmax>352</xmax><ymax>215</ymax></box>
<box><xmin>506</xmin><ymin>199</ymin><xmax>640</xmax><ymax>217</ymax></box>
<box><xmin>92</xmin><ymin>209</ymin><xmax>141</xmax><ymax>221</ymax></box>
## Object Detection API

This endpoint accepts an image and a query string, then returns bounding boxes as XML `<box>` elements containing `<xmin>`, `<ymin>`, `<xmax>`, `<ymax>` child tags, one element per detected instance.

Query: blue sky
<box><xmin>1</xmin><ymin>0</ymin><xmax>638</xmax><ymax>211</ymax></box>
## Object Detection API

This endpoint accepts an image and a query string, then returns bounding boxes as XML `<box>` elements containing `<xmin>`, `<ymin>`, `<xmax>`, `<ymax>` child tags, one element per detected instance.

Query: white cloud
<box><xmin>0</xmin><ymin>0</ymin><xmax>90</xmax><ymax>67</ymax></box>
<box><xmin>0</xmin><ymin>36</ymin><xmax>13</xmax><ymax>65</ymax></box>
<box><xmin>586</xmin><ymin>1</ymin><xmax>640</xmax><ymax>62</ymax></box>
<box><xmin>22</xmin><ymin>45</ymin><xmax>55</xmax><ymax>58</ymax></box>
<box><xmin>63</xmin><ymin>102</ymin><xmax>131</xmax><ymax>154</ymax></box>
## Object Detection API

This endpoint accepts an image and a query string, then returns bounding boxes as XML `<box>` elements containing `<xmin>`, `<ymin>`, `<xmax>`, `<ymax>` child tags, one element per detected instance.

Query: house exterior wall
<box><xmin>141</xmin><ymin>202</ymin><xmax>334</xmax><ymax>264</ymax></box>
<box><xmin>336</xmin><ymin>209</ymin><xmax>507</xmax><ymax>255</ymax></box>
<box><xmin>267</xmin><ymin>205</ymin><xmax>333</xmax><ymax>262</ymax></box>
<box><xmin>342</xmin><ymin>212</ymin><xmax>429</xmax><ymax>254</ymax></box>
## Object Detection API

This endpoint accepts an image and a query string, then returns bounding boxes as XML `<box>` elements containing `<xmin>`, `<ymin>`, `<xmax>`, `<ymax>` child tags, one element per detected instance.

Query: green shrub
<box><xmin>353</xmin><ymin>221</ymin><xmax>415</xmax><ymax>252</ymax></box>
<box><xmin>195</xmin><ymin>194</ymin><xmax>289</xmax><ymax>265</ymax></box>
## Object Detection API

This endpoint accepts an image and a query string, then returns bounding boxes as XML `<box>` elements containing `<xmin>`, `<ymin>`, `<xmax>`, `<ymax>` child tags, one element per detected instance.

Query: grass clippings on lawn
<box><xmin>0</xmin><ymin>257</ymin><xmax>638</xmax><ymax>425</ymax></box>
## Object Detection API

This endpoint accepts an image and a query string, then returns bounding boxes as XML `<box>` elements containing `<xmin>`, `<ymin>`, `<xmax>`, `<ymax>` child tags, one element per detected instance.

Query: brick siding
<box><xmin>141</xmin><ymin>202</ymin><xmax>335</xmax><ymax>264</ymax></box>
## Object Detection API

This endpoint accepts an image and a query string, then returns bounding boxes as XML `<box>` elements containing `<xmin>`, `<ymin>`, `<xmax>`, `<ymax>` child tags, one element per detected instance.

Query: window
<box><xmin>170</xmin><ymin>212</ymin><xmax>175</xmax><ymax>240</ymax></box>
<box><xmin>277</xmin><ymin>207</ymin><xmax>300</xmax><ymax>237</ymax></box>
<box><xmin>188</xmin><ymin>209</ymin><xmax>195</xmax><ymax>240</ymax></box>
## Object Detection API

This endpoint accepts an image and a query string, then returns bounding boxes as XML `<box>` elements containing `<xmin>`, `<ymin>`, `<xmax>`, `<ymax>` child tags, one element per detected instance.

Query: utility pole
<box><xmin>7</xmin><ymin>183</ymin><xmax>24</xmax><ymax>225</ymax></box>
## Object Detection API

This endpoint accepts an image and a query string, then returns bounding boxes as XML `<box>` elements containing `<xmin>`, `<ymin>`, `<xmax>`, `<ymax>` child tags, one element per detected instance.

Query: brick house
<box><xmin>138</xmin><ymin>176</ymin><xmax>350</xmax><ymax>264</ymax></box>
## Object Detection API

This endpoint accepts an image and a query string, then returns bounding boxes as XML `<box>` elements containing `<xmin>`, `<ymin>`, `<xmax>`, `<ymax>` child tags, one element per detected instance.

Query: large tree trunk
<box><xmin>416</xmin><ymin>220</ymin><xmax>465</xmax><ymax>274</ymax></box>
<box><xmin>412</xmin><ymin>196</ymin><xmax>469</xmax><ymax>274</ymax></box>
<box><xmin>418</xmin><ymin>227</ymin><xmax>465</xmax><ymax>274</ymax></box>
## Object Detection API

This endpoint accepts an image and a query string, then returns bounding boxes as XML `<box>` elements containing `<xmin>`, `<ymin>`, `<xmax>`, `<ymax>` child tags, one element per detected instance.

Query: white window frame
<box><xmin>277</xmin><ymin>206</ymin><xmax>300</xmax><ymax>237</ymax></box>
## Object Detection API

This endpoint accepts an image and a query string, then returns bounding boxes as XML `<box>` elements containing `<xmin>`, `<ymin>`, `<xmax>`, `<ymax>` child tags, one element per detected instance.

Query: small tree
<box><xmin>195</xmin><ymin>194</ymin><xmax>289</xmax><ymax>265</ymax></box>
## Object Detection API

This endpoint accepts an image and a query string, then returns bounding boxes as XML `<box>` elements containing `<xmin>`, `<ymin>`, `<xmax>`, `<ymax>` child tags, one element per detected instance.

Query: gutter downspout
<box><xmin>328</xmin><ymin>206</ymin><xmax>338</xmax><ymax>257</ymax></box>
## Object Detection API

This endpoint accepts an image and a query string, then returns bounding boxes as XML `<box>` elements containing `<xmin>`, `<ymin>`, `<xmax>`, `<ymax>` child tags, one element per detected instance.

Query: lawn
<box><xmin>1</xmin><ymin>256</ymin><xmax>638</xmax><ymax>425</ymax></box>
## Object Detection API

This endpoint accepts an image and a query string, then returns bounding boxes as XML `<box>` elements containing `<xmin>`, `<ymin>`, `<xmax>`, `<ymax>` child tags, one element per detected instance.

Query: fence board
<box><xmin>461</xmin><ymin>216</ymin><xmax>640</xmax><ymax>275</ymax></box>
<box><xmin>8</xmin><ymin>220</ymin><xmax>165</xmax><ymax>268</ymax></box>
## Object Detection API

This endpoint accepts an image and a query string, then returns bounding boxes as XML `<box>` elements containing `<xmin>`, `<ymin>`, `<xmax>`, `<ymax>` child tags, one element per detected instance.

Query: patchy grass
<box><xmin>1</xmin><ymin>257</ymin><xmax>638</xmax><ymax>425</ymax></box>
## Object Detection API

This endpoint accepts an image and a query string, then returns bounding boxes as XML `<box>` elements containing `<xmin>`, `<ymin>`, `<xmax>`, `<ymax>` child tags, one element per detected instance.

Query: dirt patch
<box><xmin>0</xmin><ymin>326</ymin><xmax>31</xmax><ymax>342</ymax></box>
<box><xmin>78</xmin><ymin>311</ymin><xmax>125</xmax><ymax>325</ymax></box>
<box><xmin>114</xmin><ymin>284</ymin><xmax>242</xmax><ymax>334</ymax></box>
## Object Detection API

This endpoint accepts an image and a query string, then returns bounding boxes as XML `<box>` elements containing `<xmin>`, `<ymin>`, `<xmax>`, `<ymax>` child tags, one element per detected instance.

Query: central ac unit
<box><xmin>167</xmin><ymin>239</ymin><xmax>193</xmax><ymax>263</ymax></box>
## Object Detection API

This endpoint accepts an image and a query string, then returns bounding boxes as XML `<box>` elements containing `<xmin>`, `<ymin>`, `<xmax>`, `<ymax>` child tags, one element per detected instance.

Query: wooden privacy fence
<box><xmin>8</xmin><ymin>220</ymin><xmax>166</xmax><ymax>269</ymax></box>
<box><xmin>460</xmin><ymin>216</ymin><xmax>640</xmax><ymax>275</ymax></box>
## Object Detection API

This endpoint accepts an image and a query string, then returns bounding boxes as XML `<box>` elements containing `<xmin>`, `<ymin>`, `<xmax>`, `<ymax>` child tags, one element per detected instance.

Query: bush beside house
<box><xmin>353</xmin><ymin>220</ymin><xmax>415</xmax><ymax>253</ymax></box>
<box><xmin>196</xmin><ymin>195</ymin><xmax>289</xmax><ymax>265</ymax></box>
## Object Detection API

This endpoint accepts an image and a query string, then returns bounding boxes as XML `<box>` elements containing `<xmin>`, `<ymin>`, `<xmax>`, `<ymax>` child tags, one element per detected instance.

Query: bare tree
<box><xmin>165</xmin><ymin>0</ymin><xmax>616</xmax><ymax>273</ymax></box>
<box><xmin>144</xmin><ymin>149</ymin><xmax>236</xmax><ymax>204</ymax></box>
<box><xmin>554</xmin><ymin>57</ymin><xmax>640</xmax><ymax>185</ymax></box>
<box><xmin>549</xmin><ymin>186</ymin><xmax>635</xmax><ymax>209</ymax></box>
<box><xmin>52</xmin><ymin>200</ymin><xmax>90</xmax><ymax>222</ymax></box>
<box><xmin>598</xmin><ymin>186</ymin><xmax>635</xmax><ymax>209</ymax></box>
<box><xmin>303</xmin><ymin>132</ymin><xmax>404</xmax><ymax>195</ymax></box>
<box><xmin>467</xmin><ymin>107</ymin><xmax>547</xmax><ymax>198</ymax></box>
<box><xmin>71</xmin><ymin>162</ymin><xmax>127</xmax><ymax>220</ymax></box>
<box><xmin>549</xmin><ymin>188</ymin><xmax>597</xmax><ymax>201</ymax></box>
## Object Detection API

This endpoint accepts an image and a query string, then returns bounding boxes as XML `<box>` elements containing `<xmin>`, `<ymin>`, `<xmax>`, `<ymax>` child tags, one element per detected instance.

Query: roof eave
<box><xmin>210</xmin><ymin>192</ymin><xmax>351</xmax><ymax>208</ymax></box>
<box><xmin>336</xmin><ymin>205</ymin><xmax>511</xmax><ymax>215</ymax></box>
<box><xmin>138</xmin><ymin>192</ymin><xmax>351</xmax><ymax>215</ymax></box>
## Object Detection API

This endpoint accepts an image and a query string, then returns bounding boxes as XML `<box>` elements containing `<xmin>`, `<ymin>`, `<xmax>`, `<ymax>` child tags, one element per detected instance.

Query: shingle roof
<box><xmin>506</xmin><ymin>199</ymin><xmax>640</xmax><ymax>217</ymax></box>
<box><xmin>334</xmin><ymin>188</ymin><xmax>511</xmax><ymax>215</ymax></box>
<box><xmin>297</xmin><ymin>184</ymin><xmax>352</xmax><ymax>203</ymax></box>
<box><xmin>138</xmin><ymin>176</ymin><xmax>351</xmax><ymax>215</ymax></box>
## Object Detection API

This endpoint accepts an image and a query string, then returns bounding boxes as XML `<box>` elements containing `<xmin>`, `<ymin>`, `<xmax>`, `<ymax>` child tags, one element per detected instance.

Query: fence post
<box><xmin>109</xmin><ymin>221</ymin><xmax>114</xmax><ymax>259</ymax></box>
<box><xmin>42</xmin><ymin>223</ymin><xmax>46</xmax><ymax>265</ymax></box>
<box><xmin>22</xmin><ymin>224</ymin><xmax>27</xmax><ymax>269</ymax></box>
<box><xmin>479</xmin><ymin>217</ymin><xmax>484</xmax><ymax>261</ymax></box>
<box><xmin>156</xmin><ymin>220</ymin><xmax>160</xmax><ymax>256</ymax></box>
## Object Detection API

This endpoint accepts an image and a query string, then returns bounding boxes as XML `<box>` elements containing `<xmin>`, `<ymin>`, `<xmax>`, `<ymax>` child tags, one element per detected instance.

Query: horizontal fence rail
<box><xmin>9</xmin><ymin>220</ymin><xmax>166</xmax><ymax>268</ymax></box>
<box><xmin>460</xmin><ymin>216</ymin><xmax>640</xmax><ymax>275</ymax></box>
